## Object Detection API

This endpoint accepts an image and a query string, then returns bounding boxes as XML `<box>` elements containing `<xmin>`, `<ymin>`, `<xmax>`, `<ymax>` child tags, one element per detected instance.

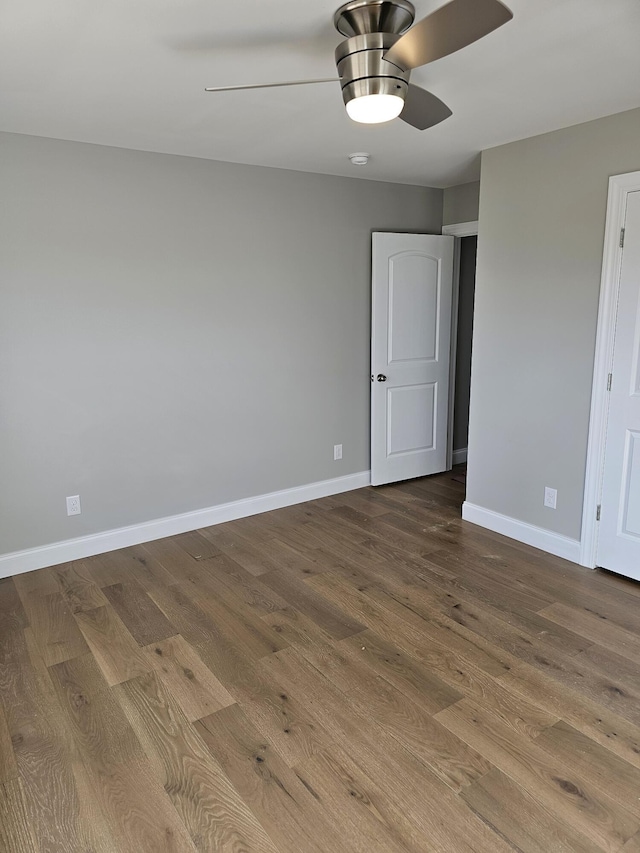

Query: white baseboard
<box><xmin>462</xmin><ymin>501</ymin><xmax>581</xmax><ymax>564</ymax></box>
<box><xmin>452</xmin><ymin>447</ymin><xmax>468</xmax><ymax>466</ymax></box>
<box><xmin>0</xmin><ymin>471</ymin><xmax>372</xmax><ymax>580</ymax></box>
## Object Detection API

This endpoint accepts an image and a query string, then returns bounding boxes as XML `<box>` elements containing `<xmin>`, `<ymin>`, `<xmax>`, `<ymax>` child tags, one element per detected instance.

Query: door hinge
<box><xmin>620</xmin><ymin>228</ymin><xmax>625</xmax><ymax>248</ymax></box>
<box><xmin>607</xmin><ymin>373</ymin><xmax>613</xmax><ymax>391</ymax></box>
<box><xmin>596</xmin><ymin>505</ymin><xmax>601</xmax><ymax>521</ymax></box>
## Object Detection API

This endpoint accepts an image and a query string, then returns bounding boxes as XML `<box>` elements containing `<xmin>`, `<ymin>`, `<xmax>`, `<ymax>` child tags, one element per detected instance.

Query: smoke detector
<box><xmin>349</xmin><ymin>152</ymin><xmax>370</xmax><ymax>166</ymax></box>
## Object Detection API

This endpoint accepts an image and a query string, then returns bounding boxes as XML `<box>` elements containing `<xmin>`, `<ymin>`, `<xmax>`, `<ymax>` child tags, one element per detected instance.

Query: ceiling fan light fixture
<box><xmin>336</xmin><ymin>32</ymin><xmax>409</xmax><ymax>125</ymax></box>
<box><xmin>346</xmin><ymin>93</ymin><xmax>404</xmax><ymax>124</ymax></box>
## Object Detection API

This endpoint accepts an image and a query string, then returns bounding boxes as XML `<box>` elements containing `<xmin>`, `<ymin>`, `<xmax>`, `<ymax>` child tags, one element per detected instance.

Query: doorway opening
<box><xmin>451</xmin><ymin>235</ymin><xmax>477</xmax><ymax>478</ymax></box>
<box><xmin>369</xmin><ymin>223</ymin><xmax>478</xmax><ymax>499</ymax></box>
<box><xmin>443</xmin><ymin>221</ymin><xmax>479</xmax><ymax>498</ymax></box>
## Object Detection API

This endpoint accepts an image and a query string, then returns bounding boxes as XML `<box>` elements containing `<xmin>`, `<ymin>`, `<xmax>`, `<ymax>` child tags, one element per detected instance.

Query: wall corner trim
<box><xmin>462</xmin><ymin>501</ymin><xmax>582</xmax><ymax>565</ymax></box>
<box><xmin>0</xmin><ymin>470</ymin><xmax>372</xmax><ymax>580</ymax></box>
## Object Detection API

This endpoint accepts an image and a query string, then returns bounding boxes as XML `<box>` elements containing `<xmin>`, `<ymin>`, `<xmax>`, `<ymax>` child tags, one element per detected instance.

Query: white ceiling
<box><xmin>2</xmin><ymin>0</ymin><xmax>640</xmax><ymax>187</ymax></box>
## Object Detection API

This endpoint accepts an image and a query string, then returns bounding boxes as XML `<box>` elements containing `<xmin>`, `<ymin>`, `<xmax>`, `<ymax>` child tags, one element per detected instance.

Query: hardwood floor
<box><xmin>2</xmin><ymin>470</ymin><xmax>640</xmax><ymax>851</ymax></box>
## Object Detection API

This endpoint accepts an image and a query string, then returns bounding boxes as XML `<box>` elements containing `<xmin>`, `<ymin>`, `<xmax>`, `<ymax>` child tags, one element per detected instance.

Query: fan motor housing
<box><xmin>335</xmin><ymin>32</ymin><xmax>410</xmax><ymax>108</ymax></box>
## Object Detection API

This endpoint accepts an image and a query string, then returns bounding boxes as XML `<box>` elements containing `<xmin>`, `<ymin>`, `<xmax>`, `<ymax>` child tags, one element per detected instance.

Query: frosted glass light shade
<box><xmin>346</xmin><ymin>93</ymin><xmax>404</xmax><ymax>124</ymax></box>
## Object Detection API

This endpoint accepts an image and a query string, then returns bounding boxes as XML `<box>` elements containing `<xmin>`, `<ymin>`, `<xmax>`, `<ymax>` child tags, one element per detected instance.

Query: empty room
<box><xmin>2</xmin><ymin>0</ymin><xmax>640</xmax><ymax>850</ymax></box>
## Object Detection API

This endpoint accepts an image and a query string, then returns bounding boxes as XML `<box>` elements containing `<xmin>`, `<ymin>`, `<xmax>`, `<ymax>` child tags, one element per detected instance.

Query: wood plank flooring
<box><xmin>2</xmin><ymin>470</ymin><xmax>640</xmax><ymax>851</ymax></box>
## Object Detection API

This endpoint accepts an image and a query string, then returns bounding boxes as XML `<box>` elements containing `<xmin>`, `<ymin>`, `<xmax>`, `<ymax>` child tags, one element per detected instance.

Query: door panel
<box><xmin>621</xmin><ymin>431</ymin><xmax>640</xmax><ymax>537</ymax></box>
<box><xmin>371</xmin><ymin>232</ymin><xmax>454</xmax><ymax>486</ymax></box>
<box><xmin>388</xmin><ymin>256</ymin><xmax>440</xmax><ymax>363</ymax></box>
<box><xmin>597</xmin><ymin>190</ymin><xmax>640</xmax><ymax>579</ymax></box>
<box><xmin>387</xmin><ymin>383</ymin><xmax>436</xmax><ymax>456</ymax></box>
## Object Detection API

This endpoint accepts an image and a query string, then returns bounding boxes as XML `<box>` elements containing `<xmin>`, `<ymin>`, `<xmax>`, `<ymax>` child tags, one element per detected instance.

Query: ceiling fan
<box><xmin>205</xmin><ymin>0</ymin><xmax>513</xmax><ymax>130</ymax></box>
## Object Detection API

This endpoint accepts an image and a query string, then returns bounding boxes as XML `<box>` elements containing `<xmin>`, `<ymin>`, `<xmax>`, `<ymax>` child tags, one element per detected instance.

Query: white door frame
<box><xmin>442</xmin><ymin>220</ymin><xmax>479</xmax><ymax>469</ymax></box>
<box><xmin>581</xmin><ymin>171</ymin><xmax>640</xmax><ymax>568</ymax></box>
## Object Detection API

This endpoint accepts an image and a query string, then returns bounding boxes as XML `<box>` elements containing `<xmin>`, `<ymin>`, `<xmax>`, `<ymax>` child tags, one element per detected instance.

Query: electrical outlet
<box><xmin>66</xmin><ymin>495</ymin><xmax>81</xmax><ymax>516</ymax></box>
<box><xmin>544</xmin><ymin>487</ymin><xmax>557</xmax><ymax>510</ymax></box>
<box><xmin>334</xmin><ymin>444</ymin><xmax>343</xmax><ymax>461</ymax></box>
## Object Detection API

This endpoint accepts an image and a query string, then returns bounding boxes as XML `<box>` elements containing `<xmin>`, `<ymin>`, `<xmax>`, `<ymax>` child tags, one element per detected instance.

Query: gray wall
<box><xmin>467</xmin><ymin>108</ymin><xmax>640</xmax><ymax>540</ymax></box>
<box><xmin>443</xmin><ymin>181</ymin><xmax>480</xmax><ymax>226</ymax></box>
<box><xmin>0</xmin><ymin>132</ymin><xmax>442</xmax><ymax>555</ymax></box>
<box><xmin>453</xmin><ymin>236</ymin><xmax>477</xmax><ymax>453</ymax></box>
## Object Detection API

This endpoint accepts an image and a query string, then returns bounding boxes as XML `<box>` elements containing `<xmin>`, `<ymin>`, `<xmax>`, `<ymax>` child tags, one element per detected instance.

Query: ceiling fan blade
<box><xmin>384</xmin><ymin>0</ymin><xmax>513</xmax><ymax>71</ymax></box>
<box><xmin>205</xmin><ymin>78</ymin><xmax>340</xmax><ymax>93</ymax></box>
<box><xmin>400</xmin><ymin>84</ymin><xmax>452</xmax><ymax>130</ymax></box>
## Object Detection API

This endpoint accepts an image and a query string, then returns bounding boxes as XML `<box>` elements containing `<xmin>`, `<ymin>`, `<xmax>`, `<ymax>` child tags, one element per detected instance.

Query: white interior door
<box><xmin>371</xmin><ymin>232</ymin><xmax>454</xmax><ymax>486</ymax></box>
<box><xmin>598</xmin><ymin>189</ymin><xmax>640</xmax><ymax>580</ymax></box>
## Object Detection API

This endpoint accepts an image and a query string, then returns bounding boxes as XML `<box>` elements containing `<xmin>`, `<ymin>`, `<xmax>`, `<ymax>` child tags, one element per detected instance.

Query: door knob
<box><xmin>377</xmin><ymin>374</ymin><xmax>387</xmax><ymax>382</ymax></box>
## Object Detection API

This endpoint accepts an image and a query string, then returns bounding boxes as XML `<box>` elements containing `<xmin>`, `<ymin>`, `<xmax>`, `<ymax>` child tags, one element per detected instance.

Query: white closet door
<box><xmin>598</xmin><ymin>190</ymin><xmax>640</xmax><ymax>580</ymax></box>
